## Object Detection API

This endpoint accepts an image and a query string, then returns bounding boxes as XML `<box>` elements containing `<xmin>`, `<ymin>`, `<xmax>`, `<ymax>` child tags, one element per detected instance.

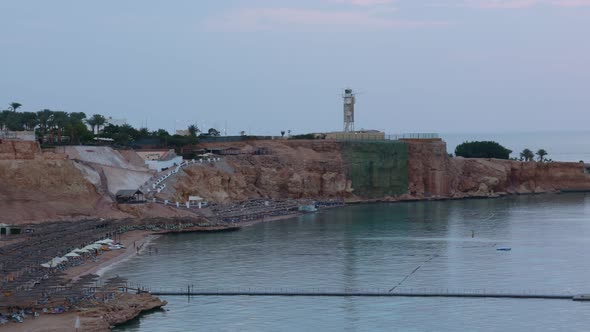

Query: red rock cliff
<box><xmin>405</xmin><ymin>139</ymin><xmax>590</xmax><ymax>198</ymax></box>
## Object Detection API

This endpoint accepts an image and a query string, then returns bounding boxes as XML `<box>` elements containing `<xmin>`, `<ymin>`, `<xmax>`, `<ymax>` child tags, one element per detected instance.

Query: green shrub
<box><xmin>455</xmin><ymin>141</ymin><xmax>512</xmax><ymax>159</ymax></box>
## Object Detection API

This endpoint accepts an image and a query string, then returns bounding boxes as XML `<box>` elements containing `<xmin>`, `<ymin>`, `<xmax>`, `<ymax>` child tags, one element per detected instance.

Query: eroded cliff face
<box><xmin>405</xmin><ymin>139</ymin><xmax>590</xmax><ymax>198</ymax></box>
<box><xmin>406</xmin><ymin>140</ymin><xmax>451</xmax><ymax>197</ymax></box>
<box><xmin>449</xmin><ymin>158</ymin><xmax>590</xmax><ymax>196</ymax></box>
<box><xmin>170</xmin><ymin>140</ymin><xmax>351</xmax><ymax>203</ymax></box>
<box><xmin>3</xmin><ymin>138</ymin><xmax>589</xmax><ymax>223</ymax></box>
<box><xmin>0</xmin><ymin>140</ymin><xmax>129</xmax><ymax>223</ymax></box>
<box><xmin>0</xmin><ymin>160</ymin><xmax>110</xmax><ymax>222</ymax></box>
<box><xmin>171</xmin><ymin>139</ymin><xmax>590</xmax><ymax>204</ymax></box>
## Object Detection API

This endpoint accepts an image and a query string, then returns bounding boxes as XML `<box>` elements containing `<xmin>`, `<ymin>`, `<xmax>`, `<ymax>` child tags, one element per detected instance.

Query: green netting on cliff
<box><xmin>341</xmin><ymin>141</ymin><xmax>409</xmax><ymax>198</ymax></box>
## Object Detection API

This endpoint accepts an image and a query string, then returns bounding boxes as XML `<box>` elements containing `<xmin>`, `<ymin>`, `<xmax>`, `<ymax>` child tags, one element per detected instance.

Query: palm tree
<box><xmin>520</xmin><ymin>148</ymin><xmax>534</xmax><ymax>162</ymax></box>
<box><xmin>9</xmin><ymin>102</ymin><xmax>22</xmax><ymax>112</ymax></box>
<box><xmin>65</xmin><ymin>112</ymin><xmax>88</xmax><ymax>145</ymax></box>
<box><xmin>536</xmin><ymin>149</ymin><xmax>548</xmax><ymax>162</ymax></box>
<box><xmin>51</xmin><ymin>111</ymin><xmax>69</xmax><ymax>143</ymax></box>
<box><xmin>85</xmin><ymin>114</ymin><xmax>106</xmax><ymax>134</ymax></box>
<box><xmin>93</xmin><ymin>114</ymin><xmax>107</xmax><ymax>134</ymax></box>
<box><xmin>188</xmin><ymin>124</ymin><xmax>198</xmax><ymax>137</ymax></box>
<box><xmin>85</xmin><ymin>117</ymin><xmax>97</xmax><ymax>135</ymax></box>
<box><xmin>21</xmin><ymin>112</ymin><xmax>39</xmax><ymax>131</ymax></box>
<box><xmin>0</xmin><ymin>110</ymin><xmax>9</xmax><ymax>131</ymax></box>
<box><xmin>37</xmin><ymin>109</ymin><xmax>53</xmax><ymax>142</ymax></box>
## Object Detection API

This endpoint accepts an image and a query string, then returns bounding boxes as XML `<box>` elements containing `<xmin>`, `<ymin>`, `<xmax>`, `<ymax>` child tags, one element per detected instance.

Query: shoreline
<box><xmin>6</xmin><ymin>191</ymin><xmax>589</xmax><ymax>331</ymax></box>
<box><xmin>64</xmin><ymin>230</ymin><xmax>158</xmax><ymax>281</ymax></box>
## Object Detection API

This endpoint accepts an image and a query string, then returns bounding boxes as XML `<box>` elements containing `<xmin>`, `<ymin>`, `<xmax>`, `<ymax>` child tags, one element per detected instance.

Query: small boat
<box><xmin>496</xmin><ymin>247</ymin><xmax>512</xmax><ymax>251</ymax></box>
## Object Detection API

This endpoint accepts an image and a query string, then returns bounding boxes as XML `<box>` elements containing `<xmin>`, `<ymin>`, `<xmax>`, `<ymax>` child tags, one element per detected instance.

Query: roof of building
<box><xmin>115</xmin><ymin>189</ymin><xmax>144</xmax><ymax>197</ymax></box>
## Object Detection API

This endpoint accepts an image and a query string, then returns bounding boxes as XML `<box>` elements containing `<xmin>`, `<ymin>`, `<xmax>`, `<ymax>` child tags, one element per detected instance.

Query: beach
<box><xmin>64</xmin><ymin>230</ymin><xmax>157</xmax><ymax>280</ymax></box>
<box><xmin>0</xmin><ymin>229</ymin><xmax>162</xmax><ymax>332</ymax></box>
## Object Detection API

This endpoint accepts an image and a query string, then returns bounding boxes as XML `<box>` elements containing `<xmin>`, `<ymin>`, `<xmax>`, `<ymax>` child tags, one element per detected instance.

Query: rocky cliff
<box><xmin>168</xmin><ymin>139</ymin><xmax>590</xmax><ymax>204</ymax></box>
<box><xmin>0</xmin><ymin>159</ymin><xmax>115</xmax><ymax>222</ymax></box>
<box><xmin>169</xmin><ymin>140</ymin><xmax>350</xmax><ymax>203</ymax></box>
<box><xmin>2</xmin><ymin>138</ymin><xmax>590</xmax><ymax>223</ymax></box>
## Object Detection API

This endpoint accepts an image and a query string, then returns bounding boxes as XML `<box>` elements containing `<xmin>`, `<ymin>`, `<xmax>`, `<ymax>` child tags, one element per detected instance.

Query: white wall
<box><xmin>145</xmin><ymin>156</ymin><xmax>183</xmax><ymax>171</ymax></box>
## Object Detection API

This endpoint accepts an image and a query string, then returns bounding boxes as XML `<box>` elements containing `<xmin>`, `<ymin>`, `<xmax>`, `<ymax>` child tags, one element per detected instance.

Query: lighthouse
<box><xmin>343</xmin><ymin>88</ymin><xmax>355</xmax><ymax>132</ymax></box>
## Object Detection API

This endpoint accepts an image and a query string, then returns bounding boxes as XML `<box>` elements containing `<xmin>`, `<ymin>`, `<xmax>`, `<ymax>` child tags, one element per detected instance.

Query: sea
<box><xmin>106</xmin><ymin>193</ymin><xmax>590</xmax><ymax>332</ymax></box>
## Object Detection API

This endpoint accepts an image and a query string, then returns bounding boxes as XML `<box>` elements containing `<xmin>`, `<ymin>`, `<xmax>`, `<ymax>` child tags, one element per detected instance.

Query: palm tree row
<box><xmin>0</xmin><ymin>103</ymin><xmax>110</xmax><ymax>144</ymax></box>
<box><xmin>520</xmin><ymin>148</ymin><xmax>549</xmax><ymax>162</ymax></box>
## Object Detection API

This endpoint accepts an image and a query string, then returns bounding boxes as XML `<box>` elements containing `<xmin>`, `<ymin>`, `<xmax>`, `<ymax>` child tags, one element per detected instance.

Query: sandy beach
<box><xmin>64</xmin><ymin>230</ymin><xmax>157</xmax><ymax>281</ymax></box>
<box><xmin>0</xmin><ymin>230</ymin><xmax>162</xmax><ymax>332</ymax></box>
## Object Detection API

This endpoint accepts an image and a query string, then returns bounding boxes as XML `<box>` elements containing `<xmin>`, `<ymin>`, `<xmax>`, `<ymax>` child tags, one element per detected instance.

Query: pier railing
<box><xmin>124</xmin><ymin>285</ymin><xmax>586</xmax><ymax>301</ymax></box>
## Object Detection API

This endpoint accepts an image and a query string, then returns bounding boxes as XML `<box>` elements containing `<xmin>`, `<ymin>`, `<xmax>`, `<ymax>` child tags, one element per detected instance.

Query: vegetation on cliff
<box><xmin>0</xmin><ymin>102</ymin><xmax>219</xmax><ymax>155</ymax></box>
<box><xmin>455</xmin><ymin>141</ymin><xmax>512</xmax><ymax>159</ymax></box>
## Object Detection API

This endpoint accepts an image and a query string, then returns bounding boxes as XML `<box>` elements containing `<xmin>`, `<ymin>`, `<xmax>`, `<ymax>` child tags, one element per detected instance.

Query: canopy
<box><xmin>40</xmin><ymin>263</ymin><xmax>51</xmax><ymax>268</ymax></box>
<box><xmin>96</xmin><ymin>239</ymin><xmax>114</xmax><ymax>244</ymax></box>
<box><xmin>47</xmin><ymin>258</ymin><xmax>62</xmax><ymax>267</ymax></box>
<box><xmin>65</xmin><ymin>252</ymin><xmax>80</xmax><ymax>257</ymax></box>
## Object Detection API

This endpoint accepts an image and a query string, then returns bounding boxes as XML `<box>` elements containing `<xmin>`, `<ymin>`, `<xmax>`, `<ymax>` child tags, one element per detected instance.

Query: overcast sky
<box><xmin>1</xmin><ymin>0</ymin><xmax>589</xmax><ymax>135</ymax></box>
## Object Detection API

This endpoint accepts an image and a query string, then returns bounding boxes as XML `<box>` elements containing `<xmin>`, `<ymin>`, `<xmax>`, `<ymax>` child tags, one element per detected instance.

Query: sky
<box><xmin>1</xmin><ymin>0</ymin><xmax>589</xmax><ymax>135</ymax></box>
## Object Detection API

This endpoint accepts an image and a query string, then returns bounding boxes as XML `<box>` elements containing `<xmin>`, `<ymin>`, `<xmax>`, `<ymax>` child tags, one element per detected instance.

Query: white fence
<box><xmin>146</xmin><ymin>158</ymin><xmax>221</xmax><ymax>195</ymax></box>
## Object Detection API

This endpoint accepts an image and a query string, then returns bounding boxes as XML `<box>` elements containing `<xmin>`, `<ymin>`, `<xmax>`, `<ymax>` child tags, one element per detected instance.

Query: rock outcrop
<box><xmin>0</xmin><ymin>140</ymin><xmax>41</xmax><ymax>160</ymax></box>
<box><xmin>78</xmin><ymin>293</ymin><xmax>167</xmax><ymax>330</ymax></box>
<box><xmin>168</xmin><ymin>140</ymin><xmax>350</xmax><ymax>203</ymax></box>
<box><xmin>449</xmin><ymin>158</ymin><xmax>590</xmax><ymax>197</ymax></box>
<box><xmin>170</xmin><ymin>139</ymin><xmax>590</xmax><ymax>204</ymax></box>
<box><xmin>0</xmin><ymin>159</ymin><xmax>123</xmax><ymax>223</ymax></box>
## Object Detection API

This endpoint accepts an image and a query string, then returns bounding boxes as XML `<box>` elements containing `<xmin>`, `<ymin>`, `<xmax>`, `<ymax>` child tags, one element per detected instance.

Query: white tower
<box><xmin>343</xmin><ymin>88</ymin><xmax>355</xmax><ymax>132</ymax></box>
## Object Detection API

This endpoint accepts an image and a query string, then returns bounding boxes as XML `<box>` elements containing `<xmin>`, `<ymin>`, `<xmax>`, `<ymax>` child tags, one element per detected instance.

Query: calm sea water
<box><xmin>442</xmin><ymin>131</ymin><xmax>590</xmax><ymax>162</ymax></box>
<box><xmin>107</xmin><ymin>193</ymin><xmax>590</xmax><ymax>332</ymax></box>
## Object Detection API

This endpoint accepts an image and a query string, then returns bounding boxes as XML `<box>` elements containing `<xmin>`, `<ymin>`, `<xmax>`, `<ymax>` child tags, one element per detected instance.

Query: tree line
<box><xmin>0</xmin><ymin>102</ymin><xmax>221</xmax><ymax>149</ymax></box>
<box><xmin>454</xmin><ymin>141</ymin><xmax>549</xmax><ymax>162</ymax></box>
